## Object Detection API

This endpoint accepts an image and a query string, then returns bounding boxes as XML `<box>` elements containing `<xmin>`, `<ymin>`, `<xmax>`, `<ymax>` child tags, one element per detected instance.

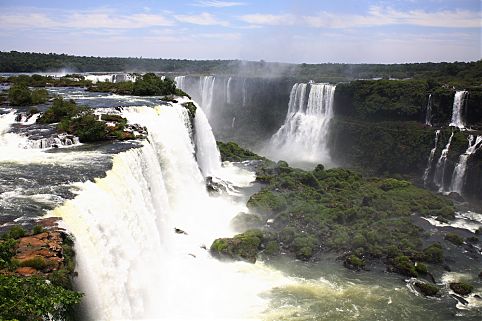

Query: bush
<box><xmin>2</xmin><ymin>225</ymin><xmax>26</xmax><ymax>240</ymax></box>
<box><xmin>19</xmin><ymin>256</ymin><xmax>49</xmax><ymax>271</ymax></box>
<box><xmin>37</xmin><ymin>97</ymin><xmax>79</xmax><ymax>124</ymax></box>
<box><xmin>450</xmin><ymin>282</ymin><xmax>474</xmax><ymax>295</ymax></box>
<box><xmin>414</xmin><ymin>282</ymin><xmax>439</xmax><ymax>296</ymax></box>
<box><xmin>423</xmin><ymin>244</ymin><xmax>444</xmax><ymax>263</ymax></box>
<box><xmin>32</xmin><ymin>225</ymin><xmax>45</xmax><ymax>235</ymax></box>
<box><xmin>445</xmin><ymin>232</ymin><xmax>464</xmax><ymax>246</ymax></box>
<box><xmin>392</xmin><ymin>255</ymin><xmax>418</xmax><ymax>277</ymax></box>
<box><xmin>0</xmin><ymin>238</ymin><xmax>17</xmax><ymax>269</ymax></box>
<box><xmin>0</xmin><ymin>275</ymin><xmax>82</xmax><ymax>321</ymax></box>
<box><xmin>211</xmin><ymin>230</ymin><xmax>264</xmax><ymax>263</ymax></box>
<box><xmin>414</xmin><ymin>262</ymin><xmax>428</xmax><ymax>274</ymax></box>
<box><xmin>31</xmin><ymin>88</ymin><xmax>49</xmax><ymax>104</ymax></box>
<box><xmin>58</xmin><ymin>112</ymin><xmax>107</xmax><ymax>143</ymax></box>
<box><xmin>8</xmin><ymin>83</ymin><xmax>32</xmax><ymax>106</ymax></box>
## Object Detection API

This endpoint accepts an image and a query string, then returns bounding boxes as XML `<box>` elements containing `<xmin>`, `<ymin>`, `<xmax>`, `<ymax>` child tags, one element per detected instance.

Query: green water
<box><xmin>261</xmin><ymin>257</ymin><xmax>481</xmax><ymax>321</ymax></box>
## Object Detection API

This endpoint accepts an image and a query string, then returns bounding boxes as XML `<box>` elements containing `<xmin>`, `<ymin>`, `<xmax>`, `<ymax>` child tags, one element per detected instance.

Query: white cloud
<box><xmin>174</xmin><ymin>12</ymin><xmax>229</xmax><ymax>26</ymax></box>
<box><xmin>192</xmin><ymin>1</ymin><xmax>246</xmax><ymax>8</ymax></box>
<box><xmin>0</xmin><ymin>9</ymin><xmax>175</xmax><ymax>30</ymax></box>
<box><xmin>240</xmin><ymin>6</ymin><xmax>482</xmax><ymax>29</ymax></box>
<box><xmin>239</xmin><ymin>14</ymin><xmax>296</xmax><ymax>26</ymax></box>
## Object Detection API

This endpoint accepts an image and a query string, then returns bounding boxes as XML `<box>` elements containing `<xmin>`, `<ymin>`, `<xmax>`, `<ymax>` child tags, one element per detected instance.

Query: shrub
<box><xmin>32</xmin><ymin>225</ymin><xmax>45</xmax><ymax>235</ymax></box>
<box><xmin>392</xmin><ymin>255</ymin><xmax>418</xmax><ymax>277</ymax></box>
<box><xmin>415</xmin><ymin>262</ymin><xmax>428</xmax><ymax>274</ymax></box>
<box><xmin>423</xmin><ymin>244</ymin><xmax>444</xmax><ymax>263</ymax></box>
<box><xmin>0</xmin><ymin>238</ymin><xmax>17</xmax><ymax>269</ymax></box>
<box><xmin>31</xmin><ymin>88</ymin><xmax>49</xmax><ymax>104</ymax></box>
<box><xmin>8</xmin><ymin>83</ymin><xmax>32</xmax><ymax>106</ymax></box>
<box><xmin>58</xmin><ymin>112</ymin><xmax>107</xmax><ymax>143</ymax></box>
<box><xmin>445</xmin><ymin>232</ymin><xmax>464</xmax><ymax>246</ymax></box>
<box><xmin>2</xmin><ymin>225</ymin><xmax>26</xmax><ymax>240</ymax></box>
<box><xmin>414</xmin><ymin>282</ymin><xmax>439</xmax><ymax>296</ymax></box>
<box><xmin>19</xmin><ymin>256</ymin><xmax>49</xmax><ymax>271</ymax></box>
<box><xmin>450</xmin><ymin>282</ymin><xmax>474</xmax><ymax>295</ymax></box>
<box><xmin>37</xmin><ymin>97</ymin><xmax>79</xmax><ymax>124</ymax></box>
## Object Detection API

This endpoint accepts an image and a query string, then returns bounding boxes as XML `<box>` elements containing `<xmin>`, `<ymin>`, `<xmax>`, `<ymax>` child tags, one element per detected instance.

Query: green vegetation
<box><xmin>344</xmin><ymin>254</ymin><xmax>365</xmax><ymax>270</ymax></box>
<box><xmin>0</xmin><ymin>226</ymin><xmax>82</xmax><ymax>320</ymax></box>
<box><xmin>449</xmin><ymin>282</ymin><xmax>474</xmax><ymax>295</ymax></box>
<box><xmin>36</xmin><ymin>97</ymin><xmax>140</xmax><ymax>143</ymax></box>
<box><xmin>88</xmin><ymin>73</ymin><xmax>188</xmax><ymax>97</ymax></box>
<box><xmin>414</xmin><ymin>282</ymin><xmax>440</xmax><ymax>296</ymax></box>
<box><xmin>211</xmin><ymin>229</ymin><xmax>264</xmax><ymax>263</ymax></box>
<box><xmin>6</xmin><ymin>73</ymin><xmax>92</xmax><ymax>88</ymax></box>
<box><xmin>217</xmin><ymin>141</ymin><xmax>267</xmax><ymax>162</ymax></box>
<box><xmin>182</xmin><ymin>101</ymin><xmax>197</xmax><ymax>119</ymax></box>
<box><xmin>7</xmin><ymin>84</ymin><xmax>49</xmax><ymax>106</ymax></box>
<box><xmin>0</xmin><ymin>275</ymin><xmax>82</xmax><ymax>321</ymax></box>
<box><xmin>444</xmin><ymin>232</ymin><xmax>464</xmax><ymax>246</ymax></box>
<box><xmin>1</xmin><ymin>51</ymin><xmax>481</xmax><ymax>86</ymax></box>
<box><xmin>211</xmin><ymin>160</ymin><xmax>454</xmax><ymax>273</ymax></box>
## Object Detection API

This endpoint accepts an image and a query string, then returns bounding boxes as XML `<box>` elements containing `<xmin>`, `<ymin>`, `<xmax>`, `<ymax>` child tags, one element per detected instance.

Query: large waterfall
<box><xmin>194</xmin><ymin>106</ymin><xmax>222</xmax><ymax>177</ymax></box>
<box><xmin>449</xmin><ymin>135</ymin><xmax>482</xmax><ymax>194</ymax></box>
<box><xmin>267</xmin><ymin>83</ymin><xmax>336</xmax><ymax>166</ymax></box>
<box><xmin>450</xmin><ymin>90</ymin><xmax>468</xmax><ymax>128</ymax></box>
<box><xmin>423</xmin><ymin>129</ymin><xmax>440</xmax><ymax>185</ymax></box>
<box><xmin>49</xmin><ymin>103</ymin><xmax>285</xmax><ymax>320</ymax></box>
<box><xmin>175</xmin><ymin>76</ymin><xmax>216</xmax><ymax>117</ymax></box>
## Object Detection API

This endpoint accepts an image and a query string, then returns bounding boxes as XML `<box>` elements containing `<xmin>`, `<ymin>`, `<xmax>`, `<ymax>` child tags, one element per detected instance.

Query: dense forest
<box><xmin>1</xmin><ymin>51</ymin><xmax>481</xmax><ymax>85</ymax></box>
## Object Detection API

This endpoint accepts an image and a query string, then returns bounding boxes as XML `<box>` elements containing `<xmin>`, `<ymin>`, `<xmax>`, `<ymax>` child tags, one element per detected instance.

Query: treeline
<box><xmin>1</xmin><ymin>51</ymin><xmax>481</xmax><ymax>85</ymax></box>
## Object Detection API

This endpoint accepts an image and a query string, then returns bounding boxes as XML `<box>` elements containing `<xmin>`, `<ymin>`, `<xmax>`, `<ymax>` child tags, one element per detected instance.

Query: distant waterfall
<box><xmin>449</xmin><ymin>135</ymin><xmax>482</xmax><ymax>194</ymax></box>
<box><xmin>425</xmin><ymin>94</ymin><xmax>433</xmax><ymax>126</ymax></box>
<box><xmin>200</xmin><ymin>76</ymin><xmax>216</xmax><ymax>116</ymax></box>
<box><xmin>267</xmin><ymin>83</ymin><xmax>336</xmax><ymax>165</ymax></box>
<box><xmin>450</xmin><ymin>91</ymin><xmax>468</xmax><ymax>128</ymax></box>
<box><xmin>242</xmin><ymin>79</ymin><xmax>247</xmax><ymax>107</ymax></box>
<box><xmin>423</xmin><ymin>130</ymin><xmax>440</xmax><ymax>185</ymax></box>
<box><xmin>226</xmin><ymin>77</ymin><xmax>233</xmax><ymax>104</ymax></box>
<box><xmin>433</xmin><ymin>131</ymin><xmax>454</xmax><ymax>191</ymax></box>
<box><xmin>55</xmin><ymin>104</ymin><xmax>279</xmax><ymax>320</ymax></box>
<box><xmin>174</xmin><ymin>76</ymin><xmax>185</xmax><ymax>90</ymax></box>
<box><xmin>194</xmin><ymin>107</ymin><xmax>222</xmax><ymax>177</ymax></box>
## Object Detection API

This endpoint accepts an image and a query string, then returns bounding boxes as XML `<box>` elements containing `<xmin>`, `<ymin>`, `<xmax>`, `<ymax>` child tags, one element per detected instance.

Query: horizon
<box><xmin>0</xmin><ymin>0</ymin><xmax>481</xmax><ymax>64</ymax></box>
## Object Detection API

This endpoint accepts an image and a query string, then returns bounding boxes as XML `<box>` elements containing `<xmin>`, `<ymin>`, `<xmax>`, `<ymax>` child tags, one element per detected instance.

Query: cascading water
<box><xmin>433</xmin><ymin>131</ymin><xmax>454</xmax><ymax>191</ymax></box>
<box><xmin>194</xmin><ymin>106</ymin><xmax>222</xmax><ymax>177</ymax></box>
<box><xmin>52</xmin><ymin>103</ymin><xmax>286</xmax><ymax>320</ymax></box>
<box><xmin>174</xmin><ymin>75</ymin><xmax>185</xmax><ymax>91</ymax></box>
<box><xmin>226</xmin><ymin>77</ymin><xmax>233</xmax><ymax>104</ymax></box>
<box><xmin>267</xmin><ymin>83</ymin><xmax>336</xmax><ymax>166</ymax></box>
<box><xmin>242</xmin><ymin>78</ymin><xmax>247</xmax><ymax>107</ymax></box>
<box><xmin>449</xmin><ymin>135</ymin><xmax>482</xmax><ymax>194</ymax></box>
<box><xmin>200</xmin><ymin>76</ymin><xmax>216</xmax><ymax>117</ymax></box>
<box><xmin>450</xmin><ymin>91</ymin><xmax>468</xmax><ymax>128</ymax></box>
<box><xmin>425</xmin><ymin>94</ymin><xmax>433</xmax><ymax>126</ymax></box>
<box><xmin>423</xmin><ymin>129</ymin><xmax>440</xmax><ymax>185</ymax></box>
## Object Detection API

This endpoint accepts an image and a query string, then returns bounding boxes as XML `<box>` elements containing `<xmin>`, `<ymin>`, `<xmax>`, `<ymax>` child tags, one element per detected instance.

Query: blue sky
<box><xmin>0</xmin><ymin>0</ymin><xmax>480</xmax><ymax>63</ymax></box>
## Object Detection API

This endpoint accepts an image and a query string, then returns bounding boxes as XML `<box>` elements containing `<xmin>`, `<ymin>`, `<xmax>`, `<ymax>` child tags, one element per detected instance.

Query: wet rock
<box><xmin>414</xmin><ymin>282</ymin><xmax>439</xmax><ymax>297</ymax></box>
<box><xmin>447</xmin><ymin>192</ymin><xmax>465</xmax><ymax>202</ymax></box>
<box><xmin>210</xmin><ymin>230</ymin><xmax>263</xmax><ymax>264</ymax></box>
<box><xmin>479</xmin><ymin>271</ymin><xmax>482</xmax><ymax>279</ymax></box>
<box><xmin>15</xmin><ymin>267</ymin><xmax>38</xmax><ymax>276</ymax></box>
<box><xmin>451</xmin><ymin>294</ymin><xmax>469</xmax><ymax>305</ymax></box>
<box><xmin>174</xmin><ymin>228</ymin><xmax>188</xmax><ymax>235</ymax></box>
<box><xmin>205</xmin><ymin>176</ymin><xmax>227</xmax><ymax>194</ymax></box>
<box><xmin>450</xmin><ymin>282</ymin><xmax>474</xmax><ymax>296</ymax></box>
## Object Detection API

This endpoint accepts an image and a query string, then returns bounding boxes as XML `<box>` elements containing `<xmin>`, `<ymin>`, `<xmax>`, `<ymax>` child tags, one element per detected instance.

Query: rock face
<box><xmin>13</xmin><ymin>230</ymin><xmax>65</xmax><ymax>275</ymax></box>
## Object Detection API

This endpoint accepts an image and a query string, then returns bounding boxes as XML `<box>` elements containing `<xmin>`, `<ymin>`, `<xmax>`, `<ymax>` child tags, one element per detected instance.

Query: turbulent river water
<box><xmin>0</xmin><ymin>86</ymin><xmax>481</xmax><ymax>320</ymax></box>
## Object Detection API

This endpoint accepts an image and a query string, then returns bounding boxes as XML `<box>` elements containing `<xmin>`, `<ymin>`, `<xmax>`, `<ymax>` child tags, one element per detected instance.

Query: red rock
<box><xmin>16</xmin><ymin>267</ymin><xmax>38</xmax><ymax>276</ymax></box>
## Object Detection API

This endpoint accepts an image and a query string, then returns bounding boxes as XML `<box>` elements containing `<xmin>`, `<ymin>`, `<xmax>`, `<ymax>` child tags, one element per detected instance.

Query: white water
<box><xmin>200</xmin><ymin>76</ymin><xmax>216</xmax><ymax>117</ymax></box>
<box><xmin>450</xmin><ymin>91</ymin><xmax>468</xmax><ymax>128</ymax></box>
<box><xmin>226</xmin><ymin>77</ymin><xmax>233</xmax><ymax>104</ymax></box>
<box><xmin>242</xmin><ymin>78</ymin><xmax>247</xmax><ymax>107</ymax></box>
<box><xmin>267</xmin><ymin>83</ymin><xmax>336</xmax><ymax>166</ymax></box>
<box><xmin>449</xmin><ymin>135</ymin><xmax>482</xmax><ymax>194</ymax></box>
<box><xmin>194</xmin><ymin>106</ymin><xmax>222</xmax><ymax>177</ymax></box>
<box><xmin>425</xmin><ymin>94</ymin><xmax>433</xmax><ymax>126</ymax></box>
<box><xmin>52</xmin><ymin>103</ymin><xmax>289</xmax><ymax>320</ymax></box>
<box><xmin>174</xmin><ymin>76</ymin><xmax>185</xmax><ymax>91</ymax></box>
<box><xmin>433</xmin><ymin>131</ymin><xmax>454</xmax><ymax>191</ymax></box>
<box><xmin>423</xmin><ymin>129</ymin><xmax>440</xmax><ymax>186</ymax></box>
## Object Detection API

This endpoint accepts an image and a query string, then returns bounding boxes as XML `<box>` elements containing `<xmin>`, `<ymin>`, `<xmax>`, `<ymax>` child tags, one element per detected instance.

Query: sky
<box><xmin>0</xmin><ymin>0</ymin><xmax>480</xmax><ymax>63</ymax></box>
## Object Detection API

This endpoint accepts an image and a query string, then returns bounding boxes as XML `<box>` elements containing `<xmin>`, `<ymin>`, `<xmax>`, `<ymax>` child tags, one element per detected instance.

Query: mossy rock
<box><xmin>181</xmin><ymin>102</ymin><xmax>197</xmax><ymax>119</ymax></box>
<box><xmin>414</xmin><ymin>282</ymin><xmax>439</xmax><ymax>296</ymax></box>
<box><xmin>344</xmin><ymin>254</ymin><xmax>365</xmax><ymax>271</ymax></box>
<box><xmin>450</xmin><ymin>282</ymin><xmax>474</xmax><ymax>295</ymax></box>
<box><xmin>210</xmin><ymin>229</ymin><xmax>264</xmax><ymax>263</ymax></box>
<box><xmin>392</xmin><ymin>255</ymin><xmax>418</xmax><ymax>277</ymax></box>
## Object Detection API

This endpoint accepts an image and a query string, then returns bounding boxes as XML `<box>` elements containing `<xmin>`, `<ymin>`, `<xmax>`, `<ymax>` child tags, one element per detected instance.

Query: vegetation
<box><xmin>0</xmin><ymin>226</ymin><xmax>82</xmax><ymax>320</ymax></box>
<box><xmin>212</xmin><ymin>159</ymin><xmax>454</xmax><ymax>276</ymax></box>
<box><xmin>1</xmin><ymin>51</ymin><xmax>481</xmax><ymax>86</ymax></box>
<box><xmin>444</xmin><ymin>232</ymin><xmax>465</xmax><ymax>246</ymax></box>
<box><xmin>88</xmin><ymin>73</ymin><xmax>188</xmax><ymax>97</ymax></box>
<box><xmin>449</xmin><ymin>282</ymin><xmax>474</xmax><ymax>295</ymax></box>
<box><xmin>5</xmin><ymin>73</ymin><xmax>92</xmax><ymax>88</ymax></box>
<box><xmin>414</xmin><ymin>282</ymin><xmax>440</xmax><ymax>296</ymax></box>
<box><xmin>211</xmin><ymin>229</ymin><xmax>264</xmax><ymax>263</ymax></box>
<box><xmin>217</xmin><ymin>141</ymin><xmax>267</xmax><ymax>162</ymax></box>
<box><xmin>7</xmin><ymin>84</ymin><xmax>49</xmax><ymax>106</ymax></box>
<box><xmin>37</xmin><ymin>97</ymin><xmax>140</xmax><ymax>143</ymax></box>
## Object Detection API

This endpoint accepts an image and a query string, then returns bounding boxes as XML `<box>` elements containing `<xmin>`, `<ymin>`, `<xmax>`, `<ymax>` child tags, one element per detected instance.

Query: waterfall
<box><xmin>267</xmin><ymin>83</ymin><xmax>336</xmax><ymax>165</ymax></box>
<box><xmin>423</xmin><ymin>129</ymin><xmax>440</xmax><ymax>186</ymax></box>
<box><xmin>449</xmin><ymin>135</ymin><xmax>482</xmax><ymax>194</ymax></box>
<box><xmin>433</xmin><ymin>131</ymin><xmax>454</xmax><ymax>191</ymax></box>
<box><xmin>174</xmin><ymin>76</ymin><xmax>185</xmax><ymax>91</ymax></box>
<box><xmin>52</xmin><ymin>103</ymin><xmax>282</xmax><ymax>320</ymax></box>
<box><xmin>242</xmin><ymin>78</ymin><xmax>247</xmax><ymax>107</ymax></box>
<box><xmin>226</xmin><ymin>77</ymin><xmax>233</xmax><ymax>104</ymax></box>
<box><xmin>194</xmin><ymin>106</ymin><xmax>222</xmax><ymax>177</ymax></box>
<box><xmin>200</xmin><ymin>76</ymin><xmax>215</xmax><ymax>116</ymax></box>
<box><xmin>449</xmin><ymin>90</ymin><xmax>468</xmax><ymax>128</ymax></box>
<box><xmin>425</xmin><ymin>94</ymin><xmax>433</xmax><ymax>126</ymax></box>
